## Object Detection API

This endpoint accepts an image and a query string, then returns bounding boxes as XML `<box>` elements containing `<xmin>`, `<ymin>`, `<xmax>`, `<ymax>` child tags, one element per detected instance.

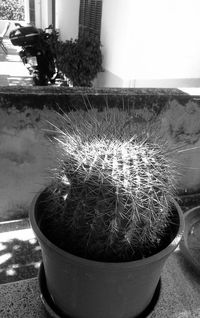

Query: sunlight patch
<box><xmin>0</xmin><ymin>253</ymin><xmax>12</xmax><ymax>265</ymax></box>
<box><xmin>0</xmin><ymin>228</ymin><xmax>35</xmax><ymax>242</ymax></box>
<box><xmin>6</xmin><ymin>268</ymin><xmax>16</xmax><ymax>276</ymax></box>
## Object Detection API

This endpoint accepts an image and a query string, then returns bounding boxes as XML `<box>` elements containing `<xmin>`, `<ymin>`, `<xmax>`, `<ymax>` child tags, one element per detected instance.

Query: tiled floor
<box><xmin>0</xmin><ymin>219</ymin><xmax>41</xmax><ymax>284</ymax></box>
<box><xmin>0</xmin><ymin>37</ymin><xmax>32</xmax><ymax>86</ymax></box>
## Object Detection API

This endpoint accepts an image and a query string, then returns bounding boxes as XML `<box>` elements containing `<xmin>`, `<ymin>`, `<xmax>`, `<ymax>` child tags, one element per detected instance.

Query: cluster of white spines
<box><xmin>51</xmin><ymin>108</ymin><xmax>177</xmax><ymax>260</ymax></box>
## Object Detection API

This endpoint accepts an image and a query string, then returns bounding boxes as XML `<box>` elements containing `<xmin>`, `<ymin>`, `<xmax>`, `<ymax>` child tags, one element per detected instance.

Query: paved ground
<box><xmin>0</xmin><ymin>37</ymin><xmax>32</xmax><ymax>86</ymax></box>
<box><xmin>0</xmin><ymin>218</ymin><xmax>41</xmax><ymax>284</ymax></box>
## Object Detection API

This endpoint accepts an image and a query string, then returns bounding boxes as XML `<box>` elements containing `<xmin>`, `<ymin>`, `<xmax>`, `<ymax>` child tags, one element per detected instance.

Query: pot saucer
<box><xmin>180</xmin><ymin>206</ymin><xmax>200</xmax><ymax>274</ymax></box>
<box><xmin>38</xmin><ymin>262</ymin><xmax>161</xmax><ymax>318</ymax></box>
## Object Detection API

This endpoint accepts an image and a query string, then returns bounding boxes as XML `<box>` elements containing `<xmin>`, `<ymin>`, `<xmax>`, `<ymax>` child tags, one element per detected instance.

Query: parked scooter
<box><xmin>9</xmin><ymin>24</ymin><xmax>57</xmax><ymax>86</ymax></box>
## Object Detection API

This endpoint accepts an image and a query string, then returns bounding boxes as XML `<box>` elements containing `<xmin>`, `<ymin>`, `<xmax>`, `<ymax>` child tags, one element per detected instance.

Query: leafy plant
<box><xmin>40</xmin><ymin>25</ymin><xmax>60</xmax><ymax>60</ymax></box>
<box><xmin>0</xmin><ymin>0</ymin><xmax>25</xmax><ymax>21</ymax></box>
<box><xmin>41</xmin><ymin>108</ymin><xmax>178</xmax><ymax>262</ymax></box>
<box><xmin>56</xmin><ymin>35</ymin><xmax>103</xmax><ymax>86</ymax></box>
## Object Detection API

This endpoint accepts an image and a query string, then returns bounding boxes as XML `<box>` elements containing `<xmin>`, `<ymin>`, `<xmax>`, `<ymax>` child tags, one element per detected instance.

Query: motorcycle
<box><xmin>9</xmin><ymin>24</ymin><xmax>57</xmax><ymax>86</ymax></box>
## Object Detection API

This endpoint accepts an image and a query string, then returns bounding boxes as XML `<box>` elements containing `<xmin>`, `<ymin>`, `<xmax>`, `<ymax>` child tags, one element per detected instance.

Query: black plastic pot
<box><xmin>29</xmin><ymin>189</ymin><xmax>184</xmax><ymax>318</ymax></box>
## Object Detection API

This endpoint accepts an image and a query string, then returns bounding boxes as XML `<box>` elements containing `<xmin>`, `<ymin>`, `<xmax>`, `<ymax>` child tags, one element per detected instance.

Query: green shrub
<box><xmin>42</xmin><ymin>108</ymin><xmax>178</xmax><ymax>262</ymax></box>
<box><xmin>0</xmin><ymin>0</ymin><xmax>25</xmax><ymax>21</ymax></box>
<box><xmin>57</xmin><ymin>35</ymin><xmax>103</xmax><ymax>86</ymax></box>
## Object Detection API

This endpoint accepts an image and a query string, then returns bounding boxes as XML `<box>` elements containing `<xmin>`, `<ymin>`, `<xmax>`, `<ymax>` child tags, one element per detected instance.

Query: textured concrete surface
<box><xmin>151</xmin><ymin>251</ymin><xmax>200</xmax><ymax>317</ymax></box>
<box><xmin>0</xmin><ymin>252</ymin><xmax>199</xmax><ymax>317</ymax></box>
<box><xmin>0</xmin><ymin>278</ymin><xmax>46</xmax><ymax>318</ymax></box>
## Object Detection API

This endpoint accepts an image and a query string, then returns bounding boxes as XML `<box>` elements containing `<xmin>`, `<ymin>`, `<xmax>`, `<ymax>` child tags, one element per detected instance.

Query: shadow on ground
<box><xmin>0</xmin><ymin>237</ymin><xmax>41</xmax><ymax>284</ymax></box>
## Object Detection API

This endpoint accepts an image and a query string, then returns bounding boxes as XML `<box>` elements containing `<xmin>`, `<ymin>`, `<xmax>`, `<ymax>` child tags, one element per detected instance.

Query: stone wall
<box><xmin>0</xmin><ymin>86</ymin><xmax>189</xmax><ymax>111</ymax></box>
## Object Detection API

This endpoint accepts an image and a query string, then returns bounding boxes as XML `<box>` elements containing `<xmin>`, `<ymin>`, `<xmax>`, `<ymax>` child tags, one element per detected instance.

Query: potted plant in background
<box><xmin>29</xmin><ymin>107</ymin><xmax>184</xmax><ymax>318</ymax></box>
<box><xmin>56</xmin><ymin>34</ymin><xmax>103</xmax><ymax>87</ymax></box>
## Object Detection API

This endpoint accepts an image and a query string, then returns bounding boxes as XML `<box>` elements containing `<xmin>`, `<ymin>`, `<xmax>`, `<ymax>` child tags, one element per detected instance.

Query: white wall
<box><xmin>24</xmin><ymin>0</ymin><xmax>30</xmax><ymax>24</ymax></box>
<box><xmin>100</xmin><ymin>0</ymin><xmax>130</xmax><ymax>81</ymax></box>
<box><xmin>100</xmin><ymin>0</ymin><xmax>200</xmax><ymax>87</ymax></box>
<box><xmin>34</xmin><ymin>0</ymin><xmax>42</xmax><ymax>28</ymax></box>
<box><xmin>34</xmin><ymin>0</ymin><xmax>52</xmax><ymax>29</ymax></box>
<box><xmin>55</xmin><ymin>0</ymin><xmax>80</xmax><ymax>40</ymax></box>
<box><xmin>40</xmin><ymin>0</ymin><xmax>52</xmax><ymax>29</ymax></box>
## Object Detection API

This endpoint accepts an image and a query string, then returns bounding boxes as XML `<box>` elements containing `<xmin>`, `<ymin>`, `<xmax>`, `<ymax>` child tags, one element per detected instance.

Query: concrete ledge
<box><xmin>0</xmin><ymin>86</ymin><xmax>190</xmax><ymax>113</ymax></box>
<box><xmin>0</xmin><ymin>86</ymin><xmax>187</xmax><ymax>96</ymax></box>
<box><xmin>0</xmin><ymin>253</ymin><xmax>199</xmax><ymax>317</ymax></box>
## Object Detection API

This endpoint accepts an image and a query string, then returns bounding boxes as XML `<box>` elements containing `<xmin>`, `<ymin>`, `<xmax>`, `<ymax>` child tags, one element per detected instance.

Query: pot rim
<box><xmin>29</xmin><ymin>188</ymin><xmax>185</xmax><ymax>271</ymax></box>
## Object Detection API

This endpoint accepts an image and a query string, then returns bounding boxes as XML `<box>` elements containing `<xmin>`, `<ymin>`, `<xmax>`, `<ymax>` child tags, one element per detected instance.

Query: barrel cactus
<box><xmin>42</xmin><ymin>107</ymin><xmax>178</xmax><ymax>262</ymax></box>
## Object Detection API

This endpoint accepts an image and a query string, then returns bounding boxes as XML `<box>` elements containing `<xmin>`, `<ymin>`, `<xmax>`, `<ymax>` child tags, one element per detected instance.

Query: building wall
<box><xmin>34</xmin><ymin>0</ymin><xmax>42</xmax><ymax>27</ymax></box>
<box><xmin>40</xmin><ymin>0</ymin><xmax>52</xmax><ymax>29</ymax></box>
<box><xmin>55</xmin><ymin>0</ymin><xmax>80</xmax><ymax>40</ymax></box>
<box><xmin>100</xmin><ymin>0</ymin><xmax>129</xmax><ymax>83</ymax></box>
<box><xmin>100</xmin><ymin>0</ymin><xmax>200</xmax><ymax>87</ymax></box>
<box><xmin>34</xmin><ymin>0</ymin><xmax>52</xmax><ymax>29</ymax></box>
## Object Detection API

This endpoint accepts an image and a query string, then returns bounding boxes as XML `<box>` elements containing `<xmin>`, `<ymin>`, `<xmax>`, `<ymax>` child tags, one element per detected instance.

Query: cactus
<box><xmin>42</xmin><ymin>107</ymin><xmax>178</xmax><ymax>262</ymax></box>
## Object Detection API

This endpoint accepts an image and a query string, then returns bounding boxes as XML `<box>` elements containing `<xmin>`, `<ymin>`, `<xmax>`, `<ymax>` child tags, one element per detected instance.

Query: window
<box><xmin>79</xmin><ymin>0</ymin><xmax>103</xmax><ymax>39</ymax></box>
